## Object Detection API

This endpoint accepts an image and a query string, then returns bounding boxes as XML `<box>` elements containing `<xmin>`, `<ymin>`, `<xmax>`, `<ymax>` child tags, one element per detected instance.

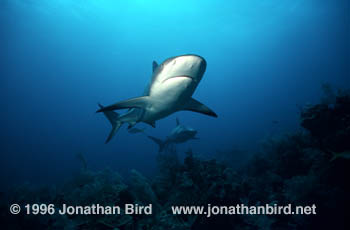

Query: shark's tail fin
<box><xmin>98</xmin><ymin>103</ymin><xmax>123</xmax><ymax>143</ymax></box>
<box><xmin>147</xmin><ymin>135</ymin><xmax>166</xmax><ymax>152</ymax></box>
<box><xmin>105</xmin><ymin>122</ymin><xmax>122</xmax><ymax>143</ymax></box>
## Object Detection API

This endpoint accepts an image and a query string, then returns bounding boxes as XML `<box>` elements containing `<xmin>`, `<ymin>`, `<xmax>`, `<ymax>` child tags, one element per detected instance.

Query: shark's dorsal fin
<box><xmin>152</xmin><ymin>61</ymin><xmax>158</xmax><ymax>72</ymax></box>
<box><xmin>182</xmin><ymin>98</ymin><xmax>218</xmax><ymax>118</ymax></box>
<box><xmin>176</xmin><ymin>117</ymin><xmax>180</xmax><ymax>126</ymax></box>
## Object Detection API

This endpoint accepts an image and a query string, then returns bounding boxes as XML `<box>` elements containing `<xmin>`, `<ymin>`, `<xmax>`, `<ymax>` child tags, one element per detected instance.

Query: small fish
<box><xmin>128</xmin><ymin>127</ymin><xmax>146</xmax><ymax>134</ymax></box>
<box><xmin>330</xmin><ymin>150</ymin><xmax>350</xmax><ymax>162</ymax></box>
<box><xmin>272</xmin><ymin>120</ymin><xmax>279</xmax><ymax>124</ymax></box>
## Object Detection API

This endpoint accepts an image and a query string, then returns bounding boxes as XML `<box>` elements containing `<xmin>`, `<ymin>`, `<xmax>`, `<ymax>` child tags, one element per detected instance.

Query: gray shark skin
<box><xmin>97</xmin><ymin>54</ymin><xmax>217</xmax><ymax>143</ymax></box>
<box><xmin>148</xmin><ymin>118</ymin><xmax>198</xmax><ymax>152</ymax></box>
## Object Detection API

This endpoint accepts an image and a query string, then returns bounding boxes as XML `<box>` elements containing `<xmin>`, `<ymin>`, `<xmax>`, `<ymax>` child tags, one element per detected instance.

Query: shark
<box><xmin>148</xmin><ymin>118</ymin><xmax>199</xmax><ymax>152</ymax></box>
<box><xmin>97</xmin><ymin>54</ymin><xmax>217</xmax><ymax>143</ymax></box>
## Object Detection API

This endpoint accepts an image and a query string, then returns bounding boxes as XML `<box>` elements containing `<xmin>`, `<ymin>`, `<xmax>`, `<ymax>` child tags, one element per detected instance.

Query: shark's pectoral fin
<box><xmin>96</xmin><ymin>96</ymin><xmax>150</xmax><ymax>112</ymax></box>
<box><xmin>183</xmin><ymin>98</ymin><xmax>218</xmax><ymax>118</ymax></box>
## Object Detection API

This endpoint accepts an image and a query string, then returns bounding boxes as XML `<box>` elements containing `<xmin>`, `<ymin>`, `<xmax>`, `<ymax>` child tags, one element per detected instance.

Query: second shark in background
<box><xmin>148</xmin><ymin>118</ymin><xmax>198</xmax><ymax>152</ymax></box>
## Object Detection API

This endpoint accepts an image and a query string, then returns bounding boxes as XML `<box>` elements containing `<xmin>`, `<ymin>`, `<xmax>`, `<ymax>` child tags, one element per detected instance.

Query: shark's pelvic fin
<box><xmin>183</xmin><ymin>98</ymin><xmax>218</xmax><ymax>118</ymax></box>
<box><xmin>96</xmin><ymin>96</ymin><xmax>150</xmax><ymax>112</ymax></box>
<box><xmin>127</xmin><ymin>121</ymin><xmax>137</xmax><ymax>129</ymax></box>
<box><xmin>152</xmin><ymin>61</ymin><xmax>158</xmax><ymax>72</ymax></box>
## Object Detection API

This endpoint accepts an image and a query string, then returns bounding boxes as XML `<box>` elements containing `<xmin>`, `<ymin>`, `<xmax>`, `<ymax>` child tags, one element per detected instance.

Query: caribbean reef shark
<box><xmin>97</xmin><ymin>54</ymin><xmax>217</xmax><ymax>143</ymax></box>
<box><xmin>148</xmin><ymin>118</ymin><xmax>198</xmax><ymax>152</ymax></box>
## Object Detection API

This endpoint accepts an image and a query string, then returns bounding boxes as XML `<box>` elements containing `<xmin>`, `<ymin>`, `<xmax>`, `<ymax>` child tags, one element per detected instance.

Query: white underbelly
<box><xmin>143</xmin><ymin>77</ymin><xmax>195</xmax><ymax>121</ymax></box>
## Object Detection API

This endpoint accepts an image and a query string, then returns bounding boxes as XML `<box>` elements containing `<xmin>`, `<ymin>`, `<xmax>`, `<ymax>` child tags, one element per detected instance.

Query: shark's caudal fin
<box><xmin>147</xmin><ymin>136</ymin><xmax>166</xmax><ymax>152</ymax></box>
<box><xmin>105</xmin><ymin>122</ymin><xmax>122</xmax><ymax>143</ymax></box>
<box><xmin>96</xmin><ymin>96</ymin><xmax>151</xmax><ymax>112</ymax></box>
<box><xmin>183</xmin><ymin>98</ymin><xmax>218</xmax><ymax>118</ymax></box>
<box><xmin>98</xmin><ymin>104</ymin><xmax>123</xmax><ymax>143</ymax></box>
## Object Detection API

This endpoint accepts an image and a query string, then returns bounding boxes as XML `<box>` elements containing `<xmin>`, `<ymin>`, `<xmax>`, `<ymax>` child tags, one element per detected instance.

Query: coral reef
<box><xmin>1</xmin><ymin>87</ymin><xmax>349</xmax><ymax>229</ymax></box>
<box><xmin>301</xmin><ymin>88</ymin><xmax>350</xmax><ymax>153</ymax></box>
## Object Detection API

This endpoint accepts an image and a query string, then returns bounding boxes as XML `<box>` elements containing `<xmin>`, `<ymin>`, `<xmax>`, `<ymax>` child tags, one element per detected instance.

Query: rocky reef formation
<box><xmin>1</xmin><ymin>86</ymin><xmax>349</xmax><ymax>229</ymax></box>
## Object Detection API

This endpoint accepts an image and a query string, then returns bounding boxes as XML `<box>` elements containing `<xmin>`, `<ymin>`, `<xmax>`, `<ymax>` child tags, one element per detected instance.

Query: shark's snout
<box><xmin>188</xmin><ymin>129</ymin><xmax>197</xmax><ymax>136</ymax></box>
<box><xmin>185</xmin><ymin>55</ymin><xmax>206</xmax><ymax>80</ymax></box>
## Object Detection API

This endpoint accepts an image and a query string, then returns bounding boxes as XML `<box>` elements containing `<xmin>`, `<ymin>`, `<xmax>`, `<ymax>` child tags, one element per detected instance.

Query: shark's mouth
<box><xmin>162</xmin><ymin>75</ymin><xmax>195</xmax><ymax>83</ymax></box>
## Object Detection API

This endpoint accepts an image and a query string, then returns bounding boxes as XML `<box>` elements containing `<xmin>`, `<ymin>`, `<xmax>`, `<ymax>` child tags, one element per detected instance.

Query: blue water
<box><xmin>1</xmin><ymin>0</ymin><xmax>349</xmax><ymax>187</ymax></box>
